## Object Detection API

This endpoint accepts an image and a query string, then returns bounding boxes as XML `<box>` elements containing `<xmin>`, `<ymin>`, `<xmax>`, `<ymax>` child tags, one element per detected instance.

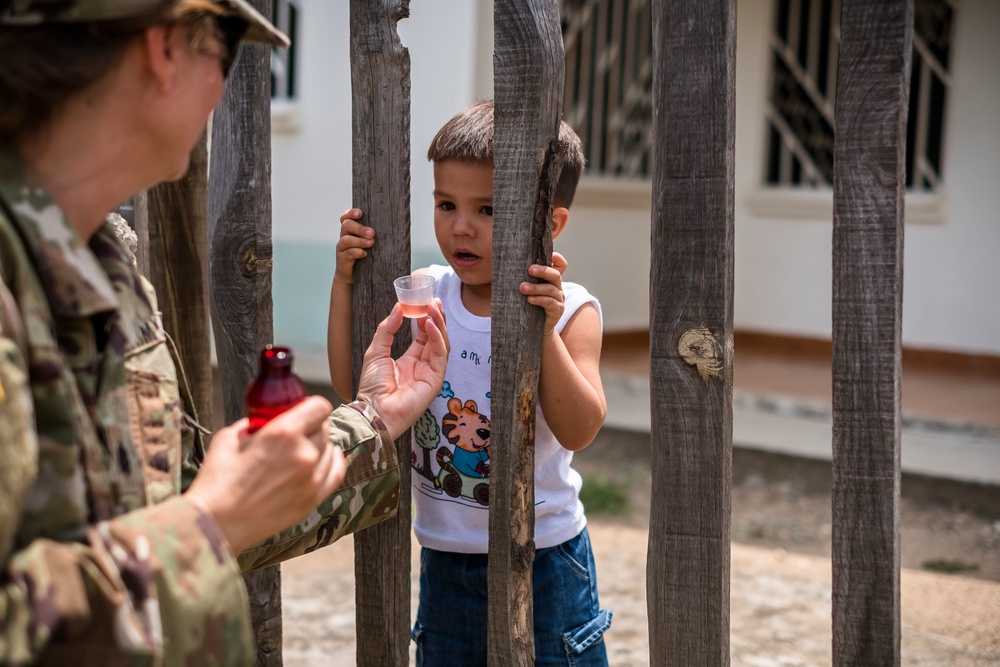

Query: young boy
<box><xmin>328</xmin><ymin>100</ymin><xmax>611</xmax><ymax>666</ymax></box>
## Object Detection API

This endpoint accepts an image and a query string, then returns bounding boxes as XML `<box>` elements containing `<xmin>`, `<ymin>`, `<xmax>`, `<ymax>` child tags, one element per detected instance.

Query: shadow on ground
<box><xmin>574</xmin><ymin>426</ymin><xmax>1000</xmax><ymax>582</ymax></box>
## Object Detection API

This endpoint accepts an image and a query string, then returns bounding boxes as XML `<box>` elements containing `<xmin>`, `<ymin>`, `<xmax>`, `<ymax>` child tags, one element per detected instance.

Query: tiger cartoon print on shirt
<box><xmin>412</xmin><ymin>396</ymin><xmax>491</xmax><ymax>507</ymax></box>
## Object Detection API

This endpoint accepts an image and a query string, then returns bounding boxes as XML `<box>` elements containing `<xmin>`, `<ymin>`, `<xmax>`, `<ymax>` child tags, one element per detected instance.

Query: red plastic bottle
<box><xmin>245</xmin><ymin>345</ymin><xmax>307</xmax><ymax>433</ymax></box>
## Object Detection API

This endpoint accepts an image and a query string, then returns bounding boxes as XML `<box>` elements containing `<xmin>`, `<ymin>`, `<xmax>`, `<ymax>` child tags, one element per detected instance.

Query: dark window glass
<box><xmin>764</xmin><ymin>0</ymin><xmax>952</xmax><ymax>191</ymax></box>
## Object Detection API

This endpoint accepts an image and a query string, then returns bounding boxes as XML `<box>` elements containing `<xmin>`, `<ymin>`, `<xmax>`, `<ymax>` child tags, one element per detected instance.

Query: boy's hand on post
<box><xmin>521</xmin><ymin>251</ymin><xmax>569</xmax><ymax>336</ymax></box>
<box><xmin>334</xmin><ymin>208</ymin><xmax>375</xmax><ymax>285</ymax></box>
<box><xmin>356</xmin><ymin>299</ymin><xmax>449</xmax><ymax>440</ymax></box>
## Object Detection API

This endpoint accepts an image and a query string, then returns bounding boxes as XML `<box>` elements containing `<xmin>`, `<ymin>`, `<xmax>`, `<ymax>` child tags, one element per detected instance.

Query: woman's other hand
<box><xmin>184</xmin><ymin>396</ymin><xmax>346</xmax><ymax>554</ymax></box>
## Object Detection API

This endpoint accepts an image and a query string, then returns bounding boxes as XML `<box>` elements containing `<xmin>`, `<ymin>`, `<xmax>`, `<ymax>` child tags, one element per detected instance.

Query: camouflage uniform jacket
<box><xmin>0</xmin><ymin>147</ymin><xmax>400</xmax><ymax>665</ymax></box>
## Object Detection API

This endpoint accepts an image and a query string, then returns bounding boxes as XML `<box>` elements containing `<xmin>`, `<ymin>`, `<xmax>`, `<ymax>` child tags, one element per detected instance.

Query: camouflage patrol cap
<box><xmin>0</xmin><ymin>0</ymin><xmax>289</xmax><ymax>47</ymax></box>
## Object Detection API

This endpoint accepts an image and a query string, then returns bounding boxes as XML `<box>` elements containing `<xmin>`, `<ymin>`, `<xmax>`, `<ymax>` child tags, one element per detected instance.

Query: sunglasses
<box><xmin>213</xmin><ymin>15</ymin><xmax>250</xmax><ymax>78</ymax></box>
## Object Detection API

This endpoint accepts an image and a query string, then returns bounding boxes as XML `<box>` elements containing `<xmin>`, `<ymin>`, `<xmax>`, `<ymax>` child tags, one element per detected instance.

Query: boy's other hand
<box><xmin>334</xmin><ymin>208</ymin><xmax>375</xmax><ymax>286</ymax></box>
<box><xmin>521</xmin><ymin>251</ymin><xmax>569</xmax><ymax>336</ymax></box>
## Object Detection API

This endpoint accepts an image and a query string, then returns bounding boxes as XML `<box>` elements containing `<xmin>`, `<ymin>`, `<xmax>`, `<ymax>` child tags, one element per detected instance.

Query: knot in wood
<box><xmin>255</xmin><ymin>613</ymin><xmax>283</xmax><ymax>651</ymax></box>
<box><xmin>242</xmin><ymin>247</ymin><xmax>274</xmax><ymax>275</ymax></box>
<box><xmin>678</xmin><ymin>327</ymin><xmax>723</xmax><ymax>382</ymax></box>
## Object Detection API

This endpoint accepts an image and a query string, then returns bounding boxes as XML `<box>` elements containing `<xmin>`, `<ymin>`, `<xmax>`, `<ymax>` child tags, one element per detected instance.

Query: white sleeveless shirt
<box><xmin>410</xmin><ymin>264</ymin><xmax>602</xmax><ymax>553</ymax></box>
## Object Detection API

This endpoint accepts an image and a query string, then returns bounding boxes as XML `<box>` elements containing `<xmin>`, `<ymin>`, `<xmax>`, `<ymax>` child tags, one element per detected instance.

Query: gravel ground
<box><xmin>279</xmin><ymin>428</ymin><xmax>1000</xmax><ymax>666</ymax></box>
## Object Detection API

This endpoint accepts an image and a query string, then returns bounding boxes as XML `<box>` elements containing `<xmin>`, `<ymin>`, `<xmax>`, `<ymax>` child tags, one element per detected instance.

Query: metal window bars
<box><xmin>765</xmin><ymin>0</ymin><xmax>953</xmax><ymax>190</ymax></box>
<box><xmin>270</xmin><ymin>0</ymin><xmax>297</xmax><ymax>101</ymax></box>
<box><xmin>559</xmin><ymin>0</ymin><xmax>953</xmax><ymax>192</ymax></box>
<box><xmin>561</xmin><ymin>0</ymin><xmax>654</xmax><ymax>179</ymax></box>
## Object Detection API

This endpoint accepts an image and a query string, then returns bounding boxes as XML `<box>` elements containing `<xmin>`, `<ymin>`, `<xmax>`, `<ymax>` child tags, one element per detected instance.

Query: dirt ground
<box><xmin>278</xmin><ymin>427</ymin><xmax>1000</xmax><ymax>666</ymax></box>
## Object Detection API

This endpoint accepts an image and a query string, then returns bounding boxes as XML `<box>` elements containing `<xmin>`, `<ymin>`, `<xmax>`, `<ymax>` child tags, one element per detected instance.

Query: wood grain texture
<box><xmin>138</xmin><ymin>132</ymin><xmax>213</xmax><ymax>424</ymax></box>
<box><xmin>831</xmin><ymin>1</ymin><xmax>912</xmax><ymax>665</ymax></box>
<box><xmin>348</xmin><ymin>3</ymin><xmax>413</xmax><ymax>666</ymax></box>
<box><xmin>207</xmin><ymin>33</ymin><xmax>281</xmax><ymax>666</ymax></box>
<box><xmin>490</xmin><ymin>1</ymin><xmax>565</xmax><ymax>665</ymax></box>
<box><xmin>646</xmin><ymin>1</ymin><xmax>736</xmax><ymax>664</ymax></box>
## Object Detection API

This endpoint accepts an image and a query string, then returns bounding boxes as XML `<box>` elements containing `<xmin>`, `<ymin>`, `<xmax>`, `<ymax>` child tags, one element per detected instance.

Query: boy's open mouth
<box><xmin>455</xmin><ymin>251</ymin><xmax>480</xmax><ymax>261</ymax></box>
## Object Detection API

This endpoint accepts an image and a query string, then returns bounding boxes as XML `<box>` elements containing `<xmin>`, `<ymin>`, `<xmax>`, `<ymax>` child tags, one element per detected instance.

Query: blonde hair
<box><xmin>427</xmin><ymin>99</ymin><xmax>586</xmax><ymax>208</ymax></box>
<box><xmin>173</xmin><ymin>0</ymin><xmax>228</xmax><ymax>54</ymax></box>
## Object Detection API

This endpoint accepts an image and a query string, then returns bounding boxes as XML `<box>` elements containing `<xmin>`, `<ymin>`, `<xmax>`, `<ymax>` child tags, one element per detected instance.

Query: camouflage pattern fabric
<box><xmin>0</xmin><ymin>146</ymin><xmax>400</xmax><ymax>664</ymax></box>
<box><xmin>239</xmin><ymin>401</ymin><xmax>400</xmax><ymax>571</ymax></box>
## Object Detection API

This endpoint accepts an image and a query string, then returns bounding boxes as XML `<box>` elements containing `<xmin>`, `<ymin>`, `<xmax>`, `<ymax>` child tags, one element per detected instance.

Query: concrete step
<box><xmin>602</xmin><ymin>371</ymin><xmax>1000</xmax><ymax>487</ymax></box>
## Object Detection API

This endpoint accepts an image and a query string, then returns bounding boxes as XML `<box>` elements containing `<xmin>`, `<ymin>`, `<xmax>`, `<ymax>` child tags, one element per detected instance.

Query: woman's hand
<box><xmin>184</xmin><ymin>396</ymin><xmax>346</xmax><ymax>554</ymax></box>
<box><xmin>356</xmin><ymin>298</ymin><xmax>449</xmax><ymax>440</ymax></box>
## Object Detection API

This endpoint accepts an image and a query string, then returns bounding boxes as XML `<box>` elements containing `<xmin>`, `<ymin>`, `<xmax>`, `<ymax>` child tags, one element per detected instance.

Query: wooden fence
<box><xmin>348</xmin><ymin>3</ymin><xmax>413</xmax><ymax>665</ymax></box>
<box><xmin>140</xmin><ymin>0</ymin><xmax>913</xmax><ymax>664</ymax></box>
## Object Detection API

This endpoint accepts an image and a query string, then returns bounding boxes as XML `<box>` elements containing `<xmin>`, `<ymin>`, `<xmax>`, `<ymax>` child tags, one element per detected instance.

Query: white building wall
<box><xmin>561</xmin><ymin>0</ymin><xmax>1000</xmax><ymax>355</ymax></box>
<box><xmin>901</xmin><ymin>0</ymin><xmax>1000</xmax><ymax>354</ymax></box>
<box><xmin>271</xmin><ymin>0</ymin><xmax>481</xmax><ymax>253</ymax></box>
<box><xmin>271</xmin><ymin>0</ymin><xmax>999</xmax><ymax>357</ymax></box>
<box><xmin>268</xmin><ymin>1</ymin><xmax>486</xmax><ymax>352</ymax></box>
<box><xmin>729</xmin><ymin>0</ymin><xmax>1000</xmax><ymax>355</ymax></box>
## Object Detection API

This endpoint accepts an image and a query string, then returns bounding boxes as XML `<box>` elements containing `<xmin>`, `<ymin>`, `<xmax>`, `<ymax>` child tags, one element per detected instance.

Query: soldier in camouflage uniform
<box><xmin>0</xmin><ymin>1</ymin><xmax>449</xmax><ymax>664</ymax></box>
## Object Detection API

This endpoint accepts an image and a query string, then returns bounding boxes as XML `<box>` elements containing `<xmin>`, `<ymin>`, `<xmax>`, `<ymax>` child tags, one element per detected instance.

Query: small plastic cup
<box><xmin>393</xmin><ymin>274</ymin><xmax>436</xmax><ymax>318</ymax></box>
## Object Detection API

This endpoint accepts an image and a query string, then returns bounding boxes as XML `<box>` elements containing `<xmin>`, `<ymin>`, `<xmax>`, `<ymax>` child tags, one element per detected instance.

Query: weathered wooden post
<box><xmin>208</xmin><ymin>24</ymin><xmax>282</xmax><ymax>667</ymax></box>
<box><xmin>831</xmin><ymin>1</ymin><xmax>912</xmax><ymax>664</ymax></box>
<box><xmin>348</xmin><ymin>2</ymin><xmax>413</xmax><ymax>666</ymax></box>
<box><xmin>490</xmin><ymin>1</ymin><xmax>565</xmax><ymax>665</ymax></box>
<box><xmin>133</xmin><ymin>131</ymin><xmax>213</xmax><ymax>423</ymax></box>
<box><xmin>647</xmin><ymin>0</ymin><xmax>736</xmax><ymax>664</ymax></box>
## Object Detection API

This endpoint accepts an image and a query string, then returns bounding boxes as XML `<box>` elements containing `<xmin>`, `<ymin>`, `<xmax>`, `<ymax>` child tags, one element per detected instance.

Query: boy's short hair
<box><xmin>426</xmin><ymin>99</ymin><xmax>586</xmax><ymax>208</ymax></box>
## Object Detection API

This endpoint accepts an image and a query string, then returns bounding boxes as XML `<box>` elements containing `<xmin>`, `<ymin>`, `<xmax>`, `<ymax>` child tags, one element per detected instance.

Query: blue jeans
<box><xmin>412</xmin><ymin>527</ymin><xmax>612</xmax><ymax>667</ymax></box>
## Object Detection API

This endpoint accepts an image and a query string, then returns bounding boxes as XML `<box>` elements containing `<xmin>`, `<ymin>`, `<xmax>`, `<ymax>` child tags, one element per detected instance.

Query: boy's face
<box><xmin>433</xmin><ymin>160</ymin><xmax>494</xmax><ymax>290</ymax></box>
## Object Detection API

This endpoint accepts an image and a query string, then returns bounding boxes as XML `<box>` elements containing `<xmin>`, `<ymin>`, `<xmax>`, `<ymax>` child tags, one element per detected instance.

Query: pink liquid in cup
<box><xmin>394</xmin><ymin>274</ymin><xmax>436</xmax><ymax>319</ymax></box>
<box><xmin>400</xmin><ymin>302</ymin><xmax>430</xmax><ymax>319</ymax></box>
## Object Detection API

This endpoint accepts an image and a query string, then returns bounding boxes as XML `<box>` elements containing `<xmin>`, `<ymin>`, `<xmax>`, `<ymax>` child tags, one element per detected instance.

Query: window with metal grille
<box><xmin>766</xmin><ymin>0</ymin><xmax>953</xmax><ymax>190</ymax></box>
<box><xmin>560</xmin><ymin>0</ymin><xmax>654</xmax><ymax>179</ymax></box>
<box><xmin>270</xmin><ymin>0</ymin><xmax>297</xmax><ymax>101</ymax></box>
<box><xmin>560</xmin><ymin>0</ymin><xmax>953</xmax><ymax>192</ymax></box>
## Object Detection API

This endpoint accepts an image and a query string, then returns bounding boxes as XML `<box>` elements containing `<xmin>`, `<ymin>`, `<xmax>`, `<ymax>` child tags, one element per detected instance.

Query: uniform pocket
<box><xmin>125</xmin><ymin>341</ymin><xmax>184</xmax><ymax>504</ymax></box>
